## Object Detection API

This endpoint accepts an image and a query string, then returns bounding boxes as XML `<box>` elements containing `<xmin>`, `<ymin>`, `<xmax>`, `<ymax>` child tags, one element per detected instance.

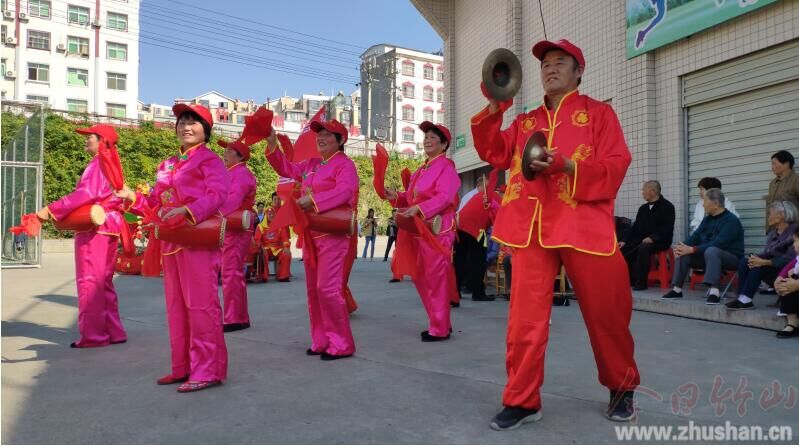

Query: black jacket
<box><xmin>625</xmin><ymin>196</ymin><xmax>675</xmax><ymax>249</ymax></box>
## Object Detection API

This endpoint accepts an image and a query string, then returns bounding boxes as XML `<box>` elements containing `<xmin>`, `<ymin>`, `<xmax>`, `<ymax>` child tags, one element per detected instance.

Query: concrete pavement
<box><xmin>2</xmin><ymin>253</ymin><xmax>797</xmax><ymax>444</ymax></box>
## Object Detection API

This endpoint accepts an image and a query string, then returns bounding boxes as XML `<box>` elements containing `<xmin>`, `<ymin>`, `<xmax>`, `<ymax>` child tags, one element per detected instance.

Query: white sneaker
<box><xmin>777</xmin><ymin>311</ymin><xmax>787</xmax><ymax>317</ymax></box>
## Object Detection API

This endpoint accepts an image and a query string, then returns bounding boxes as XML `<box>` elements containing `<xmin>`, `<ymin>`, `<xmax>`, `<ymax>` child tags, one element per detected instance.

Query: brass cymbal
<box><xmin>521</xmin><ymin>131</ymin><xmax>548</xmax><ymax>181</ymax></box>
<box><xmin>482</xmin><ymin>48</ymin><xmax>523</xmax><ymax>102</ymax></box>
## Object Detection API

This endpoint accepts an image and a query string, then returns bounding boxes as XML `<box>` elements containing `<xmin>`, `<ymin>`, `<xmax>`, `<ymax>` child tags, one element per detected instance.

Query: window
<box><xmin>26</xmin><ymin>95</ymin><xmax>49</xmax><ymax>105</ymax></box>
<box><xmin>437</xmin><ymin>67</ymin><xmax>444</xmax><ymax>81</ymax></box>
<box><xmin>236</xmin><ymin>115</ymin><xmax>246</xmax><ymax>124</ymax></box>
<box><xmin>107</xmin><ymin>42</ymin><xmax>127</xmax><ymax>60</ymax></box>
<box><xmin>1</xmin><ymin>59</ymin><xmax>5</xmax><ymax>76</ymax></box>
<box><xmin>28</xmin><ymin>0</ymin><xmax>51</xmax><ymax>18</ymax></box>
<box><xmin>1</xmin><ymin>25</ymin><xmax>6</xmax><ymax>43</ymax></box>
<box><xmin>402</xmin><ymin>105</ymin><xmax>414</xmax><ymax>122</ymax></box>
<box><xmin>67</xmin><ymin>68</ymin><xmax>88</xmax><ymax>87</ymax></box>
<box><xmin>402</xmin><ymin>127</ymin><xmax>414</xmax><ymax>142</ymax></box>
<box><xmin>340</xmin><ymin>111</ymin><xmax>351</xmax><ymax>125</ymax></box>
<box><xmin>423</xmin><ymin>108</ymin><xmax>433</xmax><ymax>122</ymax></box>
<box><xmin>107</xmin><ymin>12</ymin><xmax>127</xmax><ymax>31</ymax></box>
<box><xmin>68</xmin><ymin>5</ymin><xmax>90</xmax><ymax>25</ymax></box>
<box><xmin>107</xmin><ymin>72</ymin><xmax>126</xmax><ymax>90</ymax></box>
<box><xmin>106</xmin><ymin>103</ymin><xmax>126</xmax><ymax>118</ymax></box>
<box><xmin>423</xmin><ymin>64</ymin><xmax>433</xmax><ymax>80</ymax></box>
<box><xmin>437</xmin><ymin>89</ymin><xmax>444</xmax><ymax>103</ymax></box>
<box><xmin>402</xmin><ymin>83</ymin><xmax>414</xmax><ymax>99</ymax></box>
<box><xmin>27</xmin><ymin>63</ymin><xmax>49</xmax><ymax>82</ymax></box>
<box><xmin>27</xmin><ymin>30</ymin><xmax>50</xmax><ymax>50</ymax></box>
<box><xmin>67</xmin><ymin>99</ymin><xmax>88</xmax><ymax>113</ymax></box>
<box><xmin>402</xmin><ymin>60</ymin><xmax>414</xmax><ymax>77</ymax></box>
<box><xmin>423</xmin><ymin>86</ymin><xmax>433</xmax><ymax>101</ymax></box>
<box><xmin>67</xmin><ymin>36</ymin><xmax>89</xmax><ymax>56</ymax></box>
<box><xmin>438</xmin><ymin>110</ymin><xmax>445</xmax><ymax>123</ymax></box>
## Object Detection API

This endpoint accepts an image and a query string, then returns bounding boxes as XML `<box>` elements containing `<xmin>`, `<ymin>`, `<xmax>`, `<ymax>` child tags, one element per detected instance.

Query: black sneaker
<box><xmin>661</xmin><ymin>290</ymin><xmax>682</xmax><ymax>299</ymax></box>
<box><xmin>472</xmin><ymin>294</ymin><xmax>496</xmax><ymax>301</ymax></box>
<box><xmin>223</xmin><ymin>322</ymin><xmax>250</xmax><ymax>333</ymax></box>
<box><xmin>450</xmin><ymin>301</ymin><xmax>460</xmax><ymax>308</ymax></box>
<box><xmin>489</xmin><ymin>406</ymin><xmax>542</xmax><ymax>431</ymax></box>
<box><xmin>632</xmin><ymin>285</ymin><xmax>648</xmax><ymax>291</ymax></box>
<box><xmin>421</xmin><ymin>331</ymin><xmax>450</xmax><ymax>342</ymax></box>
<box><xmin>389</xmin><ymin>278</ymin><xmax>401</xmax><ymax>283</ymax></box>
<box><xmin>306</xmin><ymin>348</ymin><xmax>323</xmax><ymax>356</ymax></box>
<box><xmin>725</xmin><ymin>299</ymin><xmax>753</xmax><ymax>310</ymax></box>
<box><xmin>607</xmin><ymin>390</ymin><xmax>636</xmax><ymax>422</ymax></box>
<box><xmin>706</xmin><ymin>294</ymin><xmax>721</xmax><ymax>305</ymax></box>
<box><xmin>320</xmin><ymin>352</ymin><xmax>352</xmax><ymax>361</ymax></box>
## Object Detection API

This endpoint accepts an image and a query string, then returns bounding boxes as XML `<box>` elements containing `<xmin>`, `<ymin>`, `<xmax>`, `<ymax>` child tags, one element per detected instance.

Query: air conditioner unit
<box><xmin>3</xmin><ymin>11</ymin><xmax>13</xmax><ymax>19</ymax></box>
<box><xmin>5</xmin><ymin>70</ymin><xmax>16</xmax><ymax>78</ymax></box>
<box><xmin>18</xmin><ymin>11</ymin><xmax>28</xmax><ymax>20</ymax></box>
<box><xmin>56</xmin><ymin>43</ymin><xmax>66</xmax><ymax>51</ymax></box>
<box><xmin>5</xmin><ymin>36</ymin><xmax>17</xmax><ymax>45</ymax></box>
<box><xmin>91</xmin><ymin>18</ymin><xmax>101</xmax><ymax>27</ymax></box>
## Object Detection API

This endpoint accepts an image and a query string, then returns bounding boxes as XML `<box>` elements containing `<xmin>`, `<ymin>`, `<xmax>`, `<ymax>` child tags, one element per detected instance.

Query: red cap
<box><xmin>419</xmin><ymin>121</ymin><xmax>452</xmax><ymax>148</ymax></box>
<box><xmin>532</xmin><ymin>38</ymin><xmax>585</xmax><ymax>69</ymax></box>
<box><xmin>172</xmin><ymin>103</ymin><xmax>214</xmax><ymax>128</ymax></box>
<box><xmin>217</xmin><ymin>139</ymin><xmax>251</xmax><ymax>161</ymax></box>
<box><xmin>75</xmin><ymin>124</ymin><xmax>118</xmax><ymax>145</ymax></box>
<box><xmin>310</xmin><ymin>119</ymin><xmax>348</xmax><ymax>145</ymax></box>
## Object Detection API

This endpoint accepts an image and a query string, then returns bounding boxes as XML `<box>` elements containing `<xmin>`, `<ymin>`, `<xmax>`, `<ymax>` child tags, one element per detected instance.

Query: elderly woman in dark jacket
<box><xmin>726</xmin><ymin>201</ymin><xmax>799</xmax><ymax>310</ymax></box>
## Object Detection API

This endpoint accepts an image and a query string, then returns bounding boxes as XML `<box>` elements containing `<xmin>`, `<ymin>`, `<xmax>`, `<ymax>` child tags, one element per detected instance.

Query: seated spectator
<box><xmin>727</xmin><ymin>201</ymin><xmax>798</xmax><ymax>310</ymax></box>
<box><xmin>662</xmin><ymin>188</ymin><xmax>744</xmax><ymax>305</ymax></box>
<box><xmin>772</xmin><ymin>228</ymin><xmax>799</xmax><ymax>338</ymax></box>
<box><xmin>690</xmin><ymin>177</ymin><xmax>738</xmax><ymax>233</ymax></box>
<box><xmin>767</xmin><ymin>150</ymin><xmax>799</xmax><ymax>227</ymax></box>
<box><xmin>620</xmin><ymin>180</ymin><xmax>675</xmax><ymax>291</ymax></box>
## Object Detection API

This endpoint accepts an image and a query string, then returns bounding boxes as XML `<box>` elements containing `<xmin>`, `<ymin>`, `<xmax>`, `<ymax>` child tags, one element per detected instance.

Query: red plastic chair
<box><xmin>647</xmin><ymin>248</ymin><xmax>674</xmax><ymax>290</ymax></box>
<box><xmin>689</xmin><ymin>269</ymin><xmax>737</xmax><ymax>291</ymax></box>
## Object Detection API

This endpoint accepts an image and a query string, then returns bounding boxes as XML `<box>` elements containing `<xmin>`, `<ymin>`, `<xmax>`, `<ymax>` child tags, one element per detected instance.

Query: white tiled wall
<box><xmin>412</xmin><ymin>0</ymin><xmax>799</xmax><ymax>241</ymax></box>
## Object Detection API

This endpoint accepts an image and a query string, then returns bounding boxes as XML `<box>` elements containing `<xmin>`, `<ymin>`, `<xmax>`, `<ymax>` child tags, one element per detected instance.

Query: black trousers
<box><xmin>780</xmin><ymin>291</ymin><xmax>799</xmax><ymax>315</ymax></box>
<box><xmin>454</xmin><ymin>230</ymin><xmax>487</xmax><ymax>297</ymax></box>
<box><xmin>383</xmin><ymin>236</ymin><xmax>396</xmax><ymax>261</ymax></box>
<box><xmin>622</xmin><ymin>241</ymin><xmax>670</xmax><ymax>288</ymax></box>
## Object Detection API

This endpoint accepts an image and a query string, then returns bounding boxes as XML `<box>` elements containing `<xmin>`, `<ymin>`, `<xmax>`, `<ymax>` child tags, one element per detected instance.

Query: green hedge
<box><xmin>2</xmin><ymin>112</ymin><xmax>422</xmax><ymax>236</ymax></box>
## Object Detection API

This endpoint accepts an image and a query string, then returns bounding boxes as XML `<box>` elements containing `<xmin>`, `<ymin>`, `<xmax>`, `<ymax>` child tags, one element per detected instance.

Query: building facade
<box><xmin>412</xmin><ymin>0</ymin><xmax>799</xmax><ymax>249</ymax></box>
<box><xmin>2</xmin><ymin>0</ymin><xmax>140</xmax><ymax>119</ymax></box>
<box><xmin>360</xmin><ymin>44</ymin><xmax>444</xmax><ymax>155</ymax></box>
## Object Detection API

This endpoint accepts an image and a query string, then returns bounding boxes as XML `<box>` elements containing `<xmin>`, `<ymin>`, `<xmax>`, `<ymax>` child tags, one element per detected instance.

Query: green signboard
<box><xmin>626</xmin><ymin>0</ymin><xmax>779</xmax><ymax>59</ymax></box>
<box><xmin>455</xmin><ymin>134</ymin><xmax>466</xmax><ymax>149</ymax></box>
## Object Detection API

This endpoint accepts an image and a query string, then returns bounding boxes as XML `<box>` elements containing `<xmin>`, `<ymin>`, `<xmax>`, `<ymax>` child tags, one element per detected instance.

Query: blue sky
<box><xmin>137</xmin><ymin>0</ymin><xmax>442</xmax><ymax>105</ymax></box>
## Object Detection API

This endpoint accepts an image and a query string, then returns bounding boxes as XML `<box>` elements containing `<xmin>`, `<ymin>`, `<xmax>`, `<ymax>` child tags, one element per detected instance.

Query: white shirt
<box><xmin>458</xmin><ymin>188</ymin><xmax>479</xmax><ymax>212</ymax></box>
<box><xmin>690</xmin><ymin>198</ymin><xmax>738</xmax><ymax>233</ymax></box>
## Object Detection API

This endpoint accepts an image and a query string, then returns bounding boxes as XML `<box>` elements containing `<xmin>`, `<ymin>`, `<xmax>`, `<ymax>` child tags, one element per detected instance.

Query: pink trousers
<box><xmin>222</xmin><ymin>230</ymin><xmax>251</xmax><ymax>325</ymax></box>
<box><xmin>162</xmin><ymin>248</ymin><xmax>228</xmax><ymax>382</ymax></box>
<box><xmin>73</xmin><ymin>231</ymin><xmax>127</xmax><ymax>347</ymax></box>
<box><xmin>411</xmin><ymin>229</ymin><xmax>456</xmax><ymax>337</ymax></box>
<box><xmin>303</xmin><ymin>235</ymin><xmax>355</xmax><ymax>356</ymax></box>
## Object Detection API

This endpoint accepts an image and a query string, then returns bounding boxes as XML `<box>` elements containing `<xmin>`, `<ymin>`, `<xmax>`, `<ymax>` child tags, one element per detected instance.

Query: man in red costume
<box><xmin>471</xmin><ymin>39</ymin><xmax>640</xmax><ymax>430</ymax></box>
<box><xmin>260</xmin><ymin>216</ymin><xmax>292</xmax><ymax>282</ymax></box>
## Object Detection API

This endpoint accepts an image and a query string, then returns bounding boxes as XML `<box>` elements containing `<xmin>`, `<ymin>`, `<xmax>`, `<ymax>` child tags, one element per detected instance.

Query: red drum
<box><xmin>115</xmin><ymin>253</ymin><xmax>143</xmax><ymax>275</ymax></box>
<box><xmin>306</xmin><ymin>207</ymin><xmax>356</xmax><ymax>235</ymax></box>
<box><xmin>396</xmin><ymin>213</ymin><xmax>442</xmax><ymax>235</ymax></box>
<box><xmin>53</xmin><ymin>204</ymin><xmax>106</xmax><ymax>232</ymax></box>
<box><xmin>155</xmin><ymin>216</ymin><xmax>226</xmax><ymax>248</ymax></box>
<box><xmin>226</xmin><ymin>209</ymin><xmax>252</xmax><ymax>231</ymax></box>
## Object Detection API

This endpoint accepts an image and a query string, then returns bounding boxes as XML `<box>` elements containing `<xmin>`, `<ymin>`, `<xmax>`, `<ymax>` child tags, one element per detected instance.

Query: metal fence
<box><xmin>2</xmin><ymin>105</ymin><xmax>45</xmax><ymax>268</ymax></box>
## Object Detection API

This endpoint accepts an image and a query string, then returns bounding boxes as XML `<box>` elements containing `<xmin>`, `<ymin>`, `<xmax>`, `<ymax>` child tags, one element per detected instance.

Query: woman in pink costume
<box><xmin>36</xmin><ymin>125</ymin><xmax>128</xmax><ymax>348</ymax></box>
<box><xmin>386</xmin><ymin>122</ymin><xmax>461</xmax><ymax>341</ymax></box>
<box><xmin>218</xmin><ymin>139</ymin><xmax>256</xmax><ymax>333</ymax></box>
<box><xmin>264</xmin><ymin>119</ymin><xmax>358</xmax><ymax>361</ymax></box>
<box><xmin>117</xmin><ymin>104</ymin><xmax>229</xmax><ymax>392</ymax></box>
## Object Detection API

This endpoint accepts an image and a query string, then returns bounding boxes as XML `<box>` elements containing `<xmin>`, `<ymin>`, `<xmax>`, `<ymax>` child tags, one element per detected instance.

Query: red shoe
<box><xmin>157</xmin><ymin>374</ymin><xmax>189</xmax><ymax>385</ymax></box>
<box><xmin>177</xmin><ymin>380</ymin><xmax>222</xmax><ymax>393</ymax></box>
